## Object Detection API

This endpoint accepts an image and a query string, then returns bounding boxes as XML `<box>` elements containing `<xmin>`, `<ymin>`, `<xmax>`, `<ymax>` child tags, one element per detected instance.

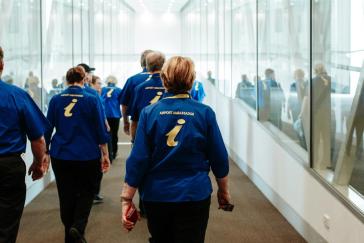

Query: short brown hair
<box><xmin>0</xmin><ymin>46</ymin><xmax>3</xmax><ymax>61</ymax></box>
<box><xmin>146</xmin><ymin>51</ymin><xmax>165</xmax><ymax>72</ymax></box>
<box><xmin>140</xmin><ymin>50</ymin><xmax>153</xmax><ymax>68</ymax></box>
<box><xmin>91</xmin><ymin>75</ymin><xmax>101</xmax><ymax>85</ymax></box>
<box><xmin>66</xmin><ymin>66</ymin><xmax>86</xmax><ymax>84</ymax></box>
<box><xmin>161</xmin><ymin>56</ymin><xmax>196</xmax><ymax>94</ymax></box>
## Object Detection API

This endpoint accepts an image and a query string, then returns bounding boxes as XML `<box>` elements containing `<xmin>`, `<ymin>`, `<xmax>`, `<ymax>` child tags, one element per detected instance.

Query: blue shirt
<box><xmin>0</xmin><ymin>80</ymin><xmax>50</xmax><ymax>155</ymax></box>
<box><xmin>125</xmin><ymin>93</ymin><xmax>229</xmax><ymax>202</ymax></box>
<box><xmin>120</xmin><ymin>69</ymin><xmax>151</xmax><ymax>115</ymax></box>
<box><xmin>46</xmin><ymin>86</ymin><xmax>109</xmax><ymax>161</ymax></box>
<box><xmin>190</xmin><ymin>80</ymin><xmax>206</xmax><ymax>103</ymax></box>
<box><xmin>129</xmin><ymin>73</ymin><xmax>165</xmax><ymax>121</ymax></box>
<box><xmin>101</xmin><ymin>84</ymin><xmax>123</xmax><ymax>119</ymax></box>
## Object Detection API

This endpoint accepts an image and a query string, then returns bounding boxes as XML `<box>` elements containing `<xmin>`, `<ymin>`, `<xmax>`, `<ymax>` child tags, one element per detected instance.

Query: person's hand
<box><xmin>124</xmin><ymin>121</ymin><xmax>130</xmax><ymax>135</ymax></box>
<box><xmin>101</xmin><ymin>155</ymin><xmax>111</xmax><ymax>173</ymax></box>
<box><xmin>217</xmin><ymin>189</ymin><xmax>231</xmax><ymax>209</ymax></box>
<box><xmin>28</xmin><ymin>154</ymin><xmax>49</xmax><ymax>181</ymax></box>
<box><xmin>106</xmin><ymin>122</ymin><xmax>111</xmax><ymax>133</ymax></box>
<box><xmin>121</xmin><ymin>200</ymin><xmax>140</xmax><ymax>231</ymax></box>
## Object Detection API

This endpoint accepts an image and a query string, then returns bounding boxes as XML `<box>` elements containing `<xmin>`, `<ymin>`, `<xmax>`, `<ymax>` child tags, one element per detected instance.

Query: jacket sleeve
<box><xmin>125</xmin><ymin>110</ymin><xmax>151</xmax><ymax>187</ymax></box>
<box><xmin>206</xmin><ymin>108</ymin><xmax>229</xmax><ymax>178</ymax></box>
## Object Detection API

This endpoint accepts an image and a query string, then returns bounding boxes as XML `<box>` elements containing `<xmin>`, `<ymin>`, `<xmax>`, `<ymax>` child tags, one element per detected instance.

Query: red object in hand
<box><xmin>126</xmin><ymin>204</ymin><xmax>138</xmax><ymax>225</ymax></box>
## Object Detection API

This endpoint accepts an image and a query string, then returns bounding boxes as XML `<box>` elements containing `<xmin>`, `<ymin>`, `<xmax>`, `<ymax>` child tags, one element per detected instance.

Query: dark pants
<box><xmin>52</xmin><ymin>158</ymin><xmax>99</xmax><ymax>243</ymax></box>
<box><xmin>107</xmin><ymin>118</ymin><xmax>120</xmax><ymax>159</ymax></box>
<box><xmin>0</xmin><ymin>155</ymin><xmax>26</xmax><ymax>243</ymax></box>
<box><xmin>144</xmin><ymin>196</ymin><xmax>211</xmax><ymax>243</ymax></box>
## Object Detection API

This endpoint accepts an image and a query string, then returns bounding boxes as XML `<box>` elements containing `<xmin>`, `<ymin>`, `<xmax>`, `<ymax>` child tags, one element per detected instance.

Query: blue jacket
<box><xmin>129</xmin><ymin>73</ymin><xmax>165</xmax><ymax>121</ymax></box>
<box><xmin>0</xmin><ymin>80</ymin><xmax>50</xmax><ymax>155</ymax></box>
<box><xmin>101</xmin><ymin>84</ymin><xmax>123</xmax><ymax>119</ymax></box>
<box><xmin>46</xmin><ymin>86</ymin><xmax>109</xmax><ymax>161</ymax></box>
<box><xmin>120</xmin><ymin>69</ymin><xmax>151</xmax><ymax>115</ymax></box>
<box><xmin>125</xmin><ymin>92</ymin><xmax>229</xmax><ymax>202</ymax></box>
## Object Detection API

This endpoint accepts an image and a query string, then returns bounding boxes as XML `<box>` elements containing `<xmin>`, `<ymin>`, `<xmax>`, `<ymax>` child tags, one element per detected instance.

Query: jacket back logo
<box><xmin>166</xmin><ymin>119</ymin><xmax>186</xmax><ymax>147</ymax></box>
<box><xmin>64</xmin><ymin>99</ymin><xmax>78</xmax><ymax>117</ymax></box>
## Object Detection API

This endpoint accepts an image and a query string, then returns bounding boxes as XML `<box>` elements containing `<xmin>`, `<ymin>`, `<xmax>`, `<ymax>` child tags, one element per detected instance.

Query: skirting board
<box><xmin>229</xmin><ymin>148</ymin><xmax>327</xmax><ymax>243</ymax></box>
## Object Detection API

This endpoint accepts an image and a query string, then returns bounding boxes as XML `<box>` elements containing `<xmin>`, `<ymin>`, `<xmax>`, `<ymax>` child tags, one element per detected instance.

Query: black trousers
<box><xmin>144</xmin><ymin>196</ymin><xmax>211</xmax><ymax>243</ymax></box>
<box><xmin>107</xmin><ymin>118</ymin><xmax>120</xmax><ymax>159</ymax></box>
<box><xmin>52</xmin><ymin>158</ymin><xmax>99</xmax><ymax>243</ymax></box>
<box><xmin>0</xmin><ymin>155</ymin><xmax>26</xmax><ymax>243</ymax></box>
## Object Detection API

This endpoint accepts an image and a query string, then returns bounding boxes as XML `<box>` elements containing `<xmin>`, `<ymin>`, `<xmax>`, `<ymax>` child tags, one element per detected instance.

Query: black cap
<box><xmin>77</xmin><ymin>63</ymin><xmax>95</xmax><ymax>73</ymax></box>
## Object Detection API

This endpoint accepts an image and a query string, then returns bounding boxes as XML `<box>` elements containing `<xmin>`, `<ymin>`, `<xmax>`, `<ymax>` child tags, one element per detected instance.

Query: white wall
<box><xmin>134</xmin><ymin>12</ymin><xmax>181</xmax><ymax>56</ymax></box>
<box><xmin>203</xmin><ymin>81</ymin><xmax>364</xmax><ymax>243</ymax></box>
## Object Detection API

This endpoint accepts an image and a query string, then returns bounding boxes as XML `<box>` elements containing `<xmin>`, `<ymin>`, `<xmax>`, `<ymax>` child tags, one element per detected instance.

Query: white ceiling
<box><xmin>124</xmin><ymin>0</ymin><xmax>190</xmax><ymax>13</ymax></box>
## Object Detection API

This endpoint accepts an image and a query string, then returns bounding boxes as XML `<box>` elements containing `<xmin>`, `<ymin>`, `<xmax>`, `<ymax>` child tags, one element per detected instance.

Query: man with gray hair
<box><xmin>128</xmin><ymin>51</ymin><xmax>165</xmax><ymax>217</ymax></box>
<box><xmin>0</xmin><ymin>46</ymin><xmax>51</xmax><ymax>243</ymax></box>
<box><xmin>120</xmin><ymin>50</ymin><xmax>153</xmax><ymax>135</ymax></box>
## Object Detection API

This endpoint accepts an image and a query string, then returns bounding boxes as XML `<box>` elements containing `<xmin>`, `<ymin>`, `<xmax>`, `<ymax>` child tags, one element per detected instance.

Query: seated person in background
<box><xmin>235</xmin><ymin>74</ymin><xmax>254</xmax><ymax>99</ymax></box>
<box><xmin>191</xmin><ymin>80</ymin><xmax>206</xmax><ymax>103</ymax></box>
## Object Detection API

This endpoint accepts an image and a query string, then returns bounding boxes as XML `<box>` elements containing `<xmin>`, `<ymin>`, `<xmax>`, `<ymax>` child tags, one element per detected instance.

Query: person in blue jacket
<box><xmin>121</xmin><ymin>56</ymin><xmax>232</xmax><ymax>243</ymax></box>
<box><xmin>101</xmin><ymin>75</ymin><xmax>123</xmax><ymax>160</ymax></box>
<box><xmin>129</xmin><ymin>51</ymin><xmax>166</xmax><ymax>141</ymax></box>
<box><xmin>0</xmin><ymin>46</ymin><xmax>51</xmax><ymax>243</ymax></box>
<box><xmin>46</xmin><ymin>66</ymin><xmax>110</xmax><ymax>243</ymax></box>
<box><xmin>190</xmin><ymin>80</ymin><xmax>206</xmax><ymax>103</ymax></box>
<box><xmin>120</xmin><ymin>50</ymin><xmax>153</xmax><ymax>135</ymax></box>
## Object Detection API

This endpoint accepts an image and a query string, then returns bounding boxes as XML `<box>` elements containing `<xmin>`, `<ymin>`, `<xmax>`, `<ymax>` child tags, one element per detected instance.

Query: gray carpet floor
<box><xmin>17</xmin><ymin>135</ymin><xmax>306</xmax><ymax>243</ymax></box>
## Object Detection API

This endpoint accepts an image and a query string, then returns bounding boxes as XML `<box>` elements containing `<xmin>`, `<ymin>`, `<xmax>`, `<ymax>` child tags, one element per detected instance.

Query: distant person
<box><xmin>47</xmin><ymin>79</ymin><xmax>61</xmax><ymax>105</ymax></box>
<box><xmin>207</xmin><ymin>70</ymin><xmax>216</xmax><ymax>85</ymax></box>
<box><xmin>91</xmin><ymin>75</ymin><xmax>102</xmax><ymax>95</ymax></box>
<box><xmin>101</xmin><ymin>75</ymin><xmax>123</xmax><ymax>160</ymax></box>
<box><xmin>288</xmin><ymin>69</ymin><xmax>308</xmax><ymax>121</ymax></box>
<box><xmin>0</xmin><ymin>46</ymin><xmax>50</xmax><ymax>243</ymax></box>
<box><xmin>312</xmin><ymin>63</ymin><xmax>333</xmax><ymax>169</ymax></box>
<box><xmin>2</xmin><ymin>74</ymin><xmax>14</xmax><ymax>85</ymax></box>
<box><xmin>24</xmin><ymin>71</ymin><xmax>39</xmax><ymax>89</ymax></box>
<box><xmin>121</xmin><ymin>56</ymin><xmax>232</xmax><ymax>243</ymax></box>
<box><xmin>191</xmin><ymin>80</ymin><xmax>206</xmax><ymax>103</ymax></box>
<box><xmin>120</xmin><ymin>50</ymin><xmax>153</xmax><ymax>135</ymax></box>
<box><xmin>235</xmin><ymin>74</ymin><xmax>254</xmax><ymax>99</ymax></box>
<box><xmin>27</xmin><ymin>72</ymin><xmax>43</xmax><ymax>108</ymax></box>
<box><xmin>129</xmin><ymin>51</ymin><xmax>166</xmax><ymax>141</ymax></box>
<box><xmin>264</xmin><ymin>68</ymin><xmax>285</xmax><ymax>129</ymax></box>
<box><xmin>90</xmin><ymin>75</ymin><xmax>108</xmax><ymax>203</ymax></box>
<box><xmin>46</xmin><ymin>66</ymin><xmax>110</xmax><ymax>243</ymax></box>
<box><xmin>128</xmin><ymin>51</ymin><xmax>166</xmax><ymax>217</ymax></box>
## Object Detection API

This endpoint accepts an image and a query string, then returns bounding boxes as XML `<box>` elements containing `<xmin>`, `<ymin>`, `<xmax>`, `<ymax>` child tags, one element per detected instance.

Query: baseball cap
<box><xmin>77</xmin><ymin>63</ymin><xmax>95</xmax><ymax>73</ymax></box>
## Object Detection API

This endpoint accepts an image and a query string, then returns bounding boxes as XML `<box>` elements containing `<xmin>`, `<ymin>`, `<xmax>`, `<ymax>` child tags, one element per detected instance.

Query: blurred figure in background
<box><xmin>207</xmin><ymin>70</ymin><xmax>216</xmax><ymax>85</ymax></box>
<box><xmin>191</xmin><ymin>80</ymin><xmax>206</xmax><ymax>103</ymax></box>
<box><xmin>101</xmin><ymin>75</ymin><xmax>123</xmax><ymax>161</ymax></box>
<box><xmin>120</xmin><ymin>50</ymin><xmax>153</xmax><ymax>136</ymax></box>
<box><xmin>27</xmin><ymin>73</ymin><xmax>43</xmax><ymax>108</ymax></box>
<box><xmin>91</xmin><ymin>75</ymin><xmax>102</xmax><ymax>95</ymax></box>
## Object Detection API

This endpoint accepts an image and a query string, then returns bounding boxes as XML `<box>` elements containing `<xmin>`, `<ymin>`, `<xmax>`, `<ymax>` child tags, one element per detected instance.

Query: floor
<box><xmin>17</xmin><ymin>135</ymin><xmax>306</xmax><ymax>243</ymax></box>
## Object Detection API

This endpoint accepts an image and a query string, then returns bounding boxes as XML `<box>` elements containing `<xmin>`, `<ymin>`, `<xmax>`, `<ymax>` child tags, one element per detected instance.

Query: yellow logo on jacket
<box><xmin>166</xmin><ymin>119</ymin><xmax>186</xmax><ymax>147</ymax></box>
<box><xmin>150</xmin><ymin>91</ymin><xmax>163</xmax><ymax>104</ymax></box>
<box><xmin>107</xmin><ymin>89</ymin><xmax>114</xmax><ymax>98</ymax></box>
<box><xmin>64</xmin><ymin>99</ymin><xmax>78</xmax><ymax>117</ymax></box>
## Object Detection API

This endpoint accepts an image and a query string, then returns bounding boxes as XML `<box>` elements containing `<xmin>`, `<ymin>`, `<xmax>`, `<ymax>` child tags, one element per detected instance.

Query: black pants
<box><xmin>0</xmin><ymin>156</ymin><xmax>26</xmax><ymax>243</ymax></box>
<box><xmin>107</xmin><ymin>118</ymin><xmax>120</xmax><ymax>159</ymax></box>
<box><xmin>144</xmin><ymin>196</ymin><xmax>211</xmax><ymax>243</ymax></box>
<box><xmin>52</xmin><ymin>158</ymin><xmax>99</xmax><ymax>243</ymax></box>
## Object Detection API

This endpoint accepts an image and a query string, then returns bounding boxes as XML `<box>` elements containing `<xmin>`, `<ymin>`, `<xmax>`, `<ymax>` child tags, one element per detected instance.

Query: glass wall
<box><xmin>182</xmin><ymin>0</ymin><xmax>364</xmax><ymax>215</ymax></box>
<box><xmin>0</xmin><ymin>0</ymin><xmax>135</xmax><ymax>112</ymax></box>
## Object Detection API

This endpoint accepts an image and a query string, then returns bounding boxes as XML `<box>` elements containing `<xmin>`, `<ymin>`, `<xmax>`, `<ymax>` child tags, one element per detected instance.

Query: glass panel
<box><xmin>257</xmin><ymin>0</ymin><xmax>310</xmax><ymax>157</ymax></box>
<box><xmin>42</xmin><ymin>0</ymin><xmax>73</xmax><ymax>112</ymax></box>
<box><xmin>207</xmin><ymin>0</ymin><xmax>217</xmax><ymax>86</ymax></box>
<box><xmin>232</xmin><ymin>0</ymin><xmax>257</xmax><ymax>110</ymax></box>
<box><xmin>312</xmin><ymin>0</ymin><xmax>364</xmax><ymax>211</ymax></box>
<box><xmin>0</xmin><ymin>0</ymin><xmax>42</xmax><ymax>108</ymax></box>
